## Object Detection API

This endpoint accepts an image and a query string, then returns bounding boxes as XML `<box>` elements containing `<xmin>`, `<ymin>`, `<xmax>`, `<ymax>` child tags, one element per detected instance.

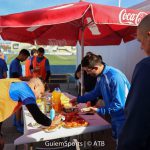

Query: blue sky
<box><xmin>0</xmin><ymin>0</ymin><xmax>144</xmax><ymax>15</ymax></box>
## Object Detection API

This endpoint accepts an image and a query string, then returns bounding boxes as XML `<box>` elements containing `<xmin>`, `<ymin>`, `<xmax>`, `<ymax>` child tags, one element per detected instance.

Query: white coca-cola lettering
<box><xmin>119</xmin><ymin>9</ymin><xmax>147</xmax><ymax>25</ymax></box>
<box><xmin>135</xmin><ymin>12</ymin><xmax>148</xmax><ymax>25</ymax></box>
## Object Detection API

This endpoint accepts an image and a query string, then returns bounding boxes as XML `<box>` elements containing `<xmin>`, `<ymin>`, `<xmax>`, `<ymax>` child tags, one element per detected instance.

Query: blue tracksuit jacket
<box><xmin>78</xmin><ymin>65</ymin><xmax>130</xmax><ymax>139</ymax></box>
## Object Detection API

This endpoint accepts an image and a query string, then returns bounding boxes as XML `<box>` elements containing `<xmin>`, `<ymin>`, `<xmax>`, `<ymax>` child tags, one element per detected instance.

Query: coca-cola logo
<box><xmin>119</xmin><ymin>9</ymin><xmax>147</xmax><ymax>25</ymax></box>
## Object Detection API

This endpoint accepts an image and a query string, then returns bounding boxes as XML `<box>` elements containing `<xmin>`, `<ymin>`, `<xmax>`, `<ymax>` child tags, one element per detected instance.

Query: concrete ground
<box><xmin>1</xmin><ymin>83</ymin><xmax>116</xmax><ymax>150</ymax></box>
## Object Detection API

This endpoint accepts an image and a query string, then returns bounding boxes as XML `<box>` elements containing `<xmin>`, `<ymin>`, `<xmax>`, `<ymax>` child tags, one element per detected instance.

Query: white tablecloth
<box><xmin>14</xmin><ymin>94</ymin><xmax>111</xmax><ymax>145</ymax></box>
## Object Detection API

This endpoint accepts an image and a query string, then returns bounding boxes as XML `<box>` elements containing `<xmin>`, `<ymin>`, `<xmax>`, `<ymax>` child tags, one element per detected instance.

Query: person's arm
<box><xmin>75</xmin><ymin>64</ymin><xmax>81</xmax><ymax>79</ymax></box>
<box><xmin>2</xmin><ymin>60</ymin><xmax>8</xmax><ymax>78</ymax></box>
<box><xmin>77</xmin><ymin>81</ymin><xmax>101</xmax><ymax>103</ymax></box>
<box><xmin>117</xmin><ymin>62</ymin><xmax>150</xmax><ymax>150</ymax></box>
<box><xmin>95</xmin><ymin>74</ymin><xmax>130</xmax><ymax>116</ymax></box>
<box><xmin>45</xmin><ymin>59</ymin><xmax>51</xmax><ymax>82</ymax></box>
<box><xmin>107</xmin><ymin>74</ymin><xmax>130</xmax><ymax>113</ymax></box>
<box><xmin>45</xmin><ymin>71</ymin><xmax>50</xmax><ymax>82</ymax></box>
<box><xmin>26</xmin><ymin>104</ymin><xmax>51</xmax><ymax>126</ymax></box>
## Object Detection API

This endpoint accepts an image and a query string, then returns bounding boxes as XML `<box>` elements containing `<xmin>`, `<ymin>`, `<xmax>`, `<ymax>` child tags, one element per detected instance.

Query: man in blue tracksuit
<box><xmin>73</xmin><ymin>54</ymin><xmax>130</xmax><ymax>140</ymax></box>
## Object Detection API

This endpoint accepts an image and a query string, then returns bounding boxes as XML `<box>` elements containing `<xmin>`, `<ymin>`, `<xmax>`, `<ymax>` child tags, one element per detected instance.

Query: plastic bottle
<box><xmin>52</xmin><ymin>88</ymin><xmax>61</xmax><ymax>113</ymax></box>
<box><xmin>36</xmin><ymin>98</ymin><xmax>46</xmax><ymax>114</ymax></box>
<box><xmin>50</xmin><ymin>107</ymin><xmax>55</xmax><ymax>121</ymax></box>
<box><xmin>41</xmin><ymin>97</ymin><xmax>46</xmax><ymax>114</ymax></box>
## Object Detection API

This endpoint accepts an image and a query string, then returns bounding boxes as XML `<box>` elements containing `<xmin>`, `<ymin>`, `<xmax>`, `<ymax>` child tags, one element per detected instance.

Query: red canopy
<box><xmin>0</xmin><ymin>2</ymin><xmax>148</xmax><ymax>46</ymax></box>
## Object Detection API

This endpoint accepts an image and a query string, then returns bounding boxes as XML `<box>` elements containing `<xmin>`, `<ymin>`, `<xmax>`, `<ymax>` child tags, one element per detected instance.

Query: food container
<box><xmin>46</xmin><ymin>102</ymin><xmax>51</xmax><ymax>113</ymax></box>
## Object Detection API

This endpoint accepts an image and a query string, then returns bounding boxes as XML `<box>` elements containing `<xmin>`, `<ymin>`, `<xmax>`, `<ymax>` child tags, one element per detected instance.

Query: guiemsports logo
<box><xmin>119</xmin><ymin>9</ymin><xmax>147</xmax><ymax>25</ymax></box>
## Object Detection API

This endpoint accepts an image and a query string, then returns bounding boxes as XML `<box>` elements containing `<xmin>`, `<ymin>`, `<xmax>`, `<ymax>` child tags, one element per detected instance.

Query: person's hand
<box><xmin>76</xmin><ymin>71</ymin><xmax>81</xmax><ymax>79</ymax></box>
<box><xmin>70</xmin><ymin>98</ymin><xmax>78</xmax><ymax>106</ymax></box>
<box><xmin>89</xmin><ymin>107</ymin><xmax>98</xmax><ymax>112</ymax></box>
<box><xmin>51</xmin><ymin>114</ymin><xmax>63</xmax><ymax>126</ymax></box>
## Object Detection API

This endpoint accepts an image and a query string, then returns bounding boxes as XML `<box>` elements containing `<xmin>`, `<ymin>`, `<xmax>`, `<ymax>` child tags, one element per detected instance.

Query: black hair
<box><xmin>31</xmin><ymin>49</ymin><xmax>37</xmax><ymax>56</ymax></box>
<box><xmin>19</xmin><ymin>49</ymin><xmax>30</xmax><ymax>56</ymax></box>
<box><xmin>86</xmin><ymin>51</ymin><xmax>103</xmax><ymax>62</ymax></box>
<box><xmin>138</xmin><ymin>14</ymin><xmax>150</xmax><ymax>35</ymax></box>
<box><xmin>38</xmin><ymin>47</ymin><xmax>45</xmax><ymax>54</ymax></box>
<box><xmin>81</xmin><ymin>54</ymin><xmax>103</xmax><ymax>68</ymax></box>
<box><xmin>86</xmin><ymin>51</ymin><xmax>94</xmax><ymax>56</ymax></box>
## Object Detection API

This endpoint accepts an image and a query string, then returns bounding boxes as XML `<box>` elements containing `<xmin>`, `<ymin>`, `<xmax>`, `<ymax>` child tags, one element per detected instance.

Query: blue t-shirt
<box><xmin>0</xmin><ymin>58</ymin><xmax>8</xmax><ymax>79</ymax></box>
<box><xmin>9</xmin><ymin>58</ymin><xmax>22</xmax><ymax>77</ymax></box>
<box><xmin>9</xmin><ymin>82</ymin><xmax>36</xmax><ymax>105</ymax></box>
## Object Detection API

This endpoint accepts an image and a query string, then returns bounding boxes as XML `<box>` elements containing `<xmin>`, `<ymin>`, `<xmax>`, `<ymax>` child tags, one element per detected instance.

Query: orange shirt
<box><xmin>25</xmin><ymin>57</ymin><xmax>32</xmax><ymax>77</ymax></box>
<box><xmin>32</xmin><ymin>56</ymin><xmax>47</xmax><ymax>80</ymax></box>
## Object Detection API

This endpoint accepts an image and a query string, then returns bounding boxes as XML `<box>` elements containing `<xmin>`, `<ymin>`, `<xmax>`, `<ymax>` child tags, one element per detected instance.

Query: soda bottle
<box><xmin>51</xmin><ymin>88</ymin><xmax>61</xmax><ymax>113</ymax></box>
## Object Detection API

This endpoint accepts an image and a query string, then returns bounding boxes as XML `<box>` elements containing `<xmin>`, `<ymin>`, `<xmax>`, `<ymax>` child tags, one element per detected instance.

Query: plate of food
<box><xmin>80</xmin><ymin>107</ymin><xmax>94</xmax><ymax>115</ymax></box>
<box><xmin>63</xmin><ymin>119</ymin><xmax>88</xmax><ymax>128</ymax></box>
<box><xmin>81</xmin><ymin>107</ymin><xmax>91</xmax><ymax>112</ymax></box>
<box><xmin>43</xmin><ymin>114</ymin><xmax>65</xmax><ymax>132</ymax></box>
<box><xmin>62</xmin><ymin>113</ymin><xmax>89</xmax><ymax>128</ymax></box>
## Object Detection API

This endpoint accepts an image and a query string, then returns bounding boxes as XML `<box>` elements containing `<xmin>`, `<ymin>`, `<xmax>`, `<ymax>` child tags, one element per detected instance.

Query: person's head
<box><xmin>137</xmin><ymin>14</ymin><xmax>150</xmax><ymax>56</ymax></box>
<box><xmin>86</xmin><ymin>51</ymin><xmax>104</xmax><ymax>63</ymax></box>
<box><xmin>86</xmin><ymin>51</ymin><xmax>94</xmax><ymax>56</ymax></box>
<box><xmin>31</xmin><ymin>48</ymin><xmax>38</xmax><ymax>56</ymax></box>
<box><xmin>27</xmin><ymin>78</ymin><xmax>45</xmax><ymax>99</ymax></box>
<box><xmin>81</xmin><ymin>54</ymin><xmax>104</xmax><ymax>76</ymax></box>
<box><xmin>37</xmin><ymin>47</ymin><xmax>45</xmax><ymax>58</ymax></box>
<box><xmin>18</xmin><ymin>49</ymin><xmax>30</xmax><ymax>62</ymax></box>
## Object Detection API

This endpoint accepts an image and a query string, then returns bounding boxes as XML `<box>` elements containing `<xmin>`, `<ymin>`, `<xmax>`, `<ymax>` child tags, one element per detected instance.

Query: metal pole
<box><xmin>118</xmin><ymin>0</ymin><xmax>121</xmax><ymax>7</ymax></box>
<box><xmin>80</xmin><ymin>27</ymin><xmax>84</xmax><ymax>96</ymax></box>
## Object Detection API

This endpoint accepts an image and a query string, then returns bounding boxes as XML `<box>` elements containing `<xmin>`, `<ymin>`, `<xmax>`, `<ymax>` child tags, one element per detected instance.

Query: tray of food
<box><xmin>43</xmin><ymin>114</ymin><xmax>65</xmax><ymax>132</ymax></box>
<box><xmin>62</xmin><ymin>113</ymin><xmax>88</xmax><ymax>128</ymax></box>
<box><xmin>63</xmin><ymin>119</ymin><xmax>88</xmax><ymax>128</ymax></box>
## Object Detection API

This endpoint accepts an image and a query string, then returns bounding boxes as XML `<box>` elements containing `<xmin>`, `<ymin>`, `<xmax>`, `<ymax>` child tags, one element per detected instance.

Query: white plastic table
<box><xmin>14</xmin><ymin>93</ymin><xmax>111</xmax><ymax>149</ymax></box>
